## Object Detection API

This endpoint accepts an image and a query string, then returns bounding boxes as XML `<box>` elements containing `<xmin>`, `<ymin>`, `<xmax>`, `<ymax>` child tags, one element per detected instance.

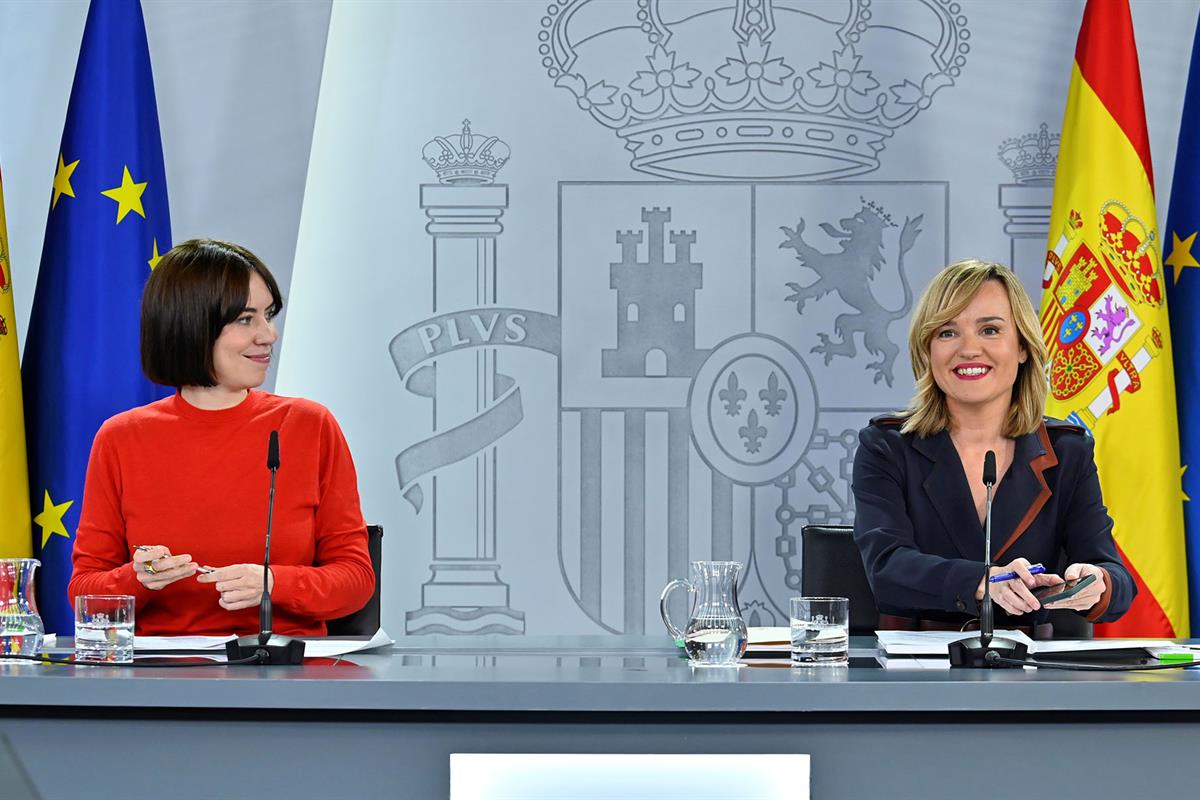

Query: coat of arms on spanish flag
<box><xmin>1040</xmin><ymin>0</ymin><xmax>1187</xmax><ymax>637</ymax></box>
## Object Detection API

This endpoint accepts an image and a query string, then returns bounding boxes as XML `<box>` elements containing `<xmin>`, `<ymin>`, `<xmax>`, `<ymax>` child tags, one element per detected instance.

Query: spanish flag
<box><xmin>1040</xmin><ymin>0</ymin><xmax>1186</xmax><ymax>636</ymax></box>
<box><xmin>0</xmin><ymin>166</ymin><xmax>31</xmax><ymax>557</ymax></box>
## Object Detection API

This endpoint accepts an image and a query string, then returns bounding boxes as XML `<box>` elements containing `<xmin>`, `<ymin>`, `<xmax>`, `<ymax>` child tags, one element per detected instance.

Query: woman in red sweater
<box><xmin>68</xmin><ymin>239</ymin><xmax>375</xmax><ymax>636</ymax></box>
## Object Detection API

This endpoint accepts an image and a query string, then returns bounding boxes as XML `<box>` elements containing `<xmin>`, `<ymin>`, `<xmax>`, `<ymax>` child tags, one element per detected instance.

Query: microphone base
<box><xmin>225</xmin><ymin>633</ymin><xmax>305</xmax><ymax>665</ymax></box>
<box><xmin>947</xmin><ymin>636</ymin><xmax>1029</xmax><ymax>668</ymax></box>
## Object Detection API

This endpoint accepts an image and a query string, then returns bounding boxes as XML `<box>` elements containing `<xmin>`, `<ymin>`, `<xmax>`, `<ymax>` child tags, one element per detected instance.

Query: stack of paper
<box><xmin>741</xmin><ymin>627</ymin><xmax>791</xmax><ymax>661</ymax></box>
<box><xmin>876</xmin><ymin>629</ymin><xmax>1033</xmax><ymax>656</ymax></box>
<box><xmin>132</xmin><ymin>628</ymin><xmax>394</xmax><ymax>661</ymax></box>
<box><xmin>874</xmin><ymin>630</ymin><xmax>1172</xmax><ymax>669</ymax></box>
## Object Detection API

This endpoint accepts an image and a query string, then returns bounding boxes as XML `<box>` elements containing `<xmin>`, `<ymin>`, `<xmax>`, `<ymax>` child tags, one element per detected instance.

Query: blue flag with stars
<box><xmin>1166</xmin><ymin>12</ymin><xmax>1200</xmax><ymax>637</ymax></box>
<box><xmin>22</xmin><ymin>0</ymin><xmax>171</xmax><ymax>634</ymax></box>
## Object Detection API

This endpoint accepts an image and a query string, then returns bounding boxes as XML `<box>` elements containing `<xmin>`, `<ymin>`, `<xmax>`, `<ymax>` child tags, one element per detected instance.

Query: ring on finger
<box><xmin>143</xmin><ymin>561</ymin><xmax>157</xmax><ymax>575</ymax></box>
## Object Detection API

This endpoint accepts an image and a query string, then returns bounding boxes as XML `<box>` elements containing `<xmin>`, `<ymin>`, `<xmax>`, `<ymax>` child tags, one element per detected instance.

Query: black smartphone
<box><xmin>1032</xmin><ymin>573</ymin><xmax>1097</xmax><ymax>604</ymax></box>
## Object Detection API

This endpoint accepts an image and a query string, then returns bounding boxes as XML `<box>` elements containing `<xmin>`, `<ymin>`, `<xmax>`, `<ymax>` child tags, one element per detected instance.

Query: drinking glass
<box><xmin>789</xmin><ymin>597</ymin><xmax>848</xmax><ymax>666</ymax></box>
<box><xmin>75</xmin><ymin>595</ymin><xmax>135</xmax><ymax>663</ymax></box>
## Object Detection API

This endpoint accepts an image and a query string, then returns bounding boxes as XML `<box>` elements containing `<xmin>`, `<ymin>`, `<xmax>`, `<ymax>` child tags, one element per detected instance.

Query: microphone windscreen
<box><xmin>982</xmin><ymin>450</ymin><xmax>996</xmax><ymax>486</ymax></box>
<box><xmin>267</xmin><ymin>430</ymin><xmax>280</xmax><ymax>470</ymax></box>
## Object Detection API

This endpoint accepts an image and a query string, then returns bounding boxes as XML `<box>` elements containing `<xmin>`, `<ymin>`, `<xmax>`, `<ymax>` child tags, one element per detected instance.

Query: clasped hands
<box><xmin>132</xmin><ymin>545</ymin><xmax>272</xmax><ymax>611</ymax></box>
<box><xmin>973</xmin><ymin>557</ymin><xmax>1105</xmax><ymax>616</ymax></box>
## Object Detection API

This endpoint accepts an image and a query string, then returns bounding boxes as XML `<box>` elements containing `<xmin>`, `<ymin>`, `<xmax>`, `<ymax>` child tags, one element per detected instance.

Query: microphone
<box><xmin>225</xmin><ymin>430</ymin><xmax>306</xmax><ymax>665</ymax></box>
<box><xmin>259</xmin><ymin>431</ymin><xmax>280</xmax><ymax>644</ymax></box>
<box><xmin>978</xmin><ymin>451</ymin><xmax>997</xmax><ymax>648</ymax></box>
<box><xmin>948</xmin><ymin>449</ymin><xmax>1029</xmax><ymax>668</ymax></box>
<box><xmin>982</xmin><ymin>449</ymin><xmax>996</xmax><ymax>487</ymax></box>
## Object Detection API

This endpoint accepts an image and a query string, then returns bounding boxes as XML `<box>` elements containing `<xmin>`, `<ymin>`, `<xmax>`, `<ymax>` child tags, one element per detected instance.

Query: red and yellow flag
<box><xmin>0</xmin><ymin>166</ymin><xmax>32</xmax><ymax>557</ymax></box>
<box><xmin>1040</xmin><ymin>0</ymin><xmax>1186</xmax><ymax>636</ymax></box>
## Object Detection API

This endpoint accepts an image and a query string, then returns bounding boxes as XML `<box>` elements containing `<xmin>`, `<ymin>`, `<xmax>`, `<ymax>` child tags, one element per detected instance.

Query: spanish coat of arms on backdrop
<box><xmin>393</xmin><ymin>0</ymin><xmax>970</xmax><ymax>634</ymax></box>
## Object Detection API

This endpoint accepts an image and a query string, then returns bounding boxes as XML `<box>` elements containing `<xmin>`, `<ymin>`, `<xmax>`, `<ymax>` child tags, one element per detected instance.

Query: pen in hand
<box><xmin>134</xmin><ymin>545</ymin><xmax>212</xmax><ymax>573</ymax></box>
<box><xmin>988</xmin><ymin>563</ymin><xmax>1046</xmax><ymax>583</ymax></box>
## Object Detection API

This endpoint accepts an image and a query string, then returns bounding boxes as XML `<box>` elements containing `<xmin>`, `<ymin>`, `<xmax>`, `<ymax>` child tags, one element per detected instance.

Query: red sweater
<box><xmin>69</xmin><ymin>390</ymin><xmax>374</xmax><ymax>636</ymax></box>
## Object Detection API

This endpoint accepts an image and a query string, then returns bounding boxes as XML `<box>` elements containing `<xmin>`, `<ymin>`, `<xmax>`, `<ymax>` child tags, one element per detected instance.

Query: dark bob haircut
<box><xmin>141</xmin><ymin>239</ymin><xmax>283</xmax><ymax>388</ymax></box>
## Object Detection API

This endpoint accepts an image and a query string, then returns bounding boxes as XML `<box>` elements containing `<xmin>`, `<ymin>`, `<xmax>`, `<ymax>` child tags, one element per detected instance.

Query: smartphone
<box><xmin>1032</xmin><ymin>573</ymin><xmax>1097</xmax><ymax>604</ymax></box>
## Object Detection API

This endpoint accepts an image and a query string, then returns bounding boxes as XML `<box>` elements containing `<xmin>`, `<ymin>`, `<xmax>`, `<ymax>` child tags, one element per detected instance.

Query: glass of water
<box><xmin>75</xmin><ymin>595</ymin><xmax>135</xmax><ymax>663</ymax></box>
<box><xmin>789</xmin><ymin>597</ymin><xmax>849</xmax><ymax>666</ymax></box>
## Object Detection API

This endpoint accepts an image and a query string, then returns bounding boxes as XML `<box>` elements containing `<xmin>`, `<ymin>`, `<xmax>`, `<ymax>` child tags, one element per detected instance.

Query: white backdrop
<box><xmin>277</xmin><ymin>0</ymin><xmax>1199</xmax><ymax>638</ymax></box>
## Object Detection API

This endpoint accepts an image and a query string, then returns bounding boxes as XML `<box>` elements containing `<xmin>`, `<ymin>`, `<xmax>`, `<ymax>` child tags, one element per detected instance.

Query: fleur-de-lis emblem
<box><xmin>759</xmin><ymin>371</ymin><xmax>787</xmax><ymax>417</ymax></box>
<box><xmin>739</xmin><ymin>410</ymin><xmax>767</xmax><ymax>454</ymax></box>
<box><xmin>719</xmin><ymin>372</ymin><xmax>747</xmax><ymax>416</ymax></box>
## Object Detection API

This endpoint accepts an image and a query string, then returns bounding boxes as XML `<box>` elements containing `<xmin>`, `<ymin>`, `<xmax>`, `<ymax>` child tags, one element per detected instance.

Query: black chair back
<box><xmin>326</xmin><ymin>524</ymin><xmax>383</xmax><ymax>636</ymax></box>
<box><xmin>800</xmin><ymin>524</ymin><xmax>879</xmax><ymax>635</ymax></box>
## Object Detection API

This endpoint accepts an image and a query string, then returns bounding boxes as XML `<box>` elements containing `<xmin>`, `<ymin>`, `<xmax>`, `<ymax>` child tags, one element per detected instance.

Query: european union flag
<box><xmin>22</xmin><ymin>0</ymin><xmax>171</xmax><ymax>634</ymax></box>
<box><xmin>1167</xmin><ymin>13</ymin><xmax>1200</xmax><ymax>636</ymax></box>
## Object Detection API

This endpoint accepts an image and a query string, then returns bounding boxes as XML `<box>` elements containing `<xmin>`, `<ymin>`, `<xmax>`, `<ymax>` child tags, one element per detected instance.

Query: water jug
<box><xmin>0</xmin><ymin>559</ymin><xmax>44</xmax><ymax>658</ymax></box>
<box><xmin>659</xmin><ymin>560</ymin><xmax>747</xmax><ymax>667</ymax></box>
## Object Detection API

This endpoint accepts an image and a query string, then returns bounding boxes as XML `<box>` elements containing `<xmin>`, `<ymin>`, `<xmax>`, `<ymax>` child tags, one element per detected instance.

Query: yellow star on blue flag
<box><xmin>1167</xmin><ymin>230</ymin><xmax>1200</xmax><ymax>284</ymax></box>
<box><xmin>100</xmin><ymin>165</ymin><xmax>148</xmax><ymax>224</ymax></box>
<box><xmin>32</xmin><ymin>490</ymin><xmax>73</xmax><ymax>549</ymax></box>
<box><xmin>1165</xmin><ymin>21</ymin><xmax>1200</xmax><ymax>635</ymax></box>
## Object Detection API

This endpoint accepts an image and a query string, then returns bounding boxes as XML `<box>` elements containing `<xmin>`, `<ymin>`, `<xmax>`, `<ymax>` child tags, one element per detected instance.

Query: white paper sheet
<box><xmin>133</xmin><ymin>628</ymin><xmax>394</xmax><ymax>660</ymax></box>
<box><xmin>877</xmin><ymin>655</ymin><xmax>952</xmax><ymax>670</ymax></box>
<box><xmin>135</xmin><ymin>635</ymin><xmax>234</xmax><ymax>651</ymax></box>
<box><xmin>748</xmin><ymin>626</ymin><xmax>790</xmax><ymax>645</ymax></box>
<box><xmin>876</xmin><ymin>630</ymin><xmax>1170</xmax><ymax>657</ymax></box>
<box><xmin>875</xmin><ymin>629</ymin><xmax>1034</xmax><ymax>655</ymax></box>
<box><xmin>1029</xmin><ymin>638</ymin><xmax>1172</xmax><ymax>653</ymax></box>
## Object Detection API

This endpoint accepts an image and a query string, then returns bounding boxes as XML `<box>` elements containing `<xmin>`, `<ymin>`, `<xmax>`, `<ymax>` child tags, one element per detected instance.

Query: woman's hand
<box><xmin>196</xmin><ymin>564</ymin><xmax>274</xmax><ymax>611</ymax></box>
<box><xmin>975</xmin><ymin>557</ymin><xmax>1062</xmax><ymax>616</ymax></box>
<box><xmin>132</xmin><ymin>545</ymin><xmax>197</xmax><ymax>590</ymax></box>
<box><xmin>1042</xmin><ymin>563</ymin><xmax>1106</xmax><ymax>612</ymax></box>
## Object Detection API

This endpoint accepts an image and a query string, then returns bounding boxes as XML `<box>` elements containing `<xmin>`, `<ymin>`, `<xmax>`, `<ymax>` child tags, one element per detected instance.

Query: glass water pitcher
<box><xmin>0</xmin><ymin>559</ymin><xmax>44</xmax><ymax>658</ymax></box>
<box><xmin>659</xmin><ymin>560</ymin><xmax>748</xmax><ymax>667</ymax></box>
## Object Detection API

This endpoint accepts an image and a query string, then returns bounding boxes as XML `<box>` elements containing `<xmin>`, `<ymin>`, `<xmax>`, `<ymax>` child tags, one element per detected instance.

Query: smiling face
<box><xmin>210</xmin><ymin>273</ymin><xmax>277</xmax><ymax>393</ymax></box>
<box><xmin>929</xmin><ymin>279</ymin><xmax>1028</xmax><ymax>423</ymax></box>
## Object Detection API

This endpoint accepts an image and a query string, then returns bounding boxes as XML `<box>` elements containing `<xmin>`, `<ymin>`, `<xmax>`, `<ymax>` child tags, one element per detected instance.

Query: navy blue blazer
<box><xmin>852</xmin><ymin>416</ymin><xmax>1134</xmax><ymax>626</ymax></box>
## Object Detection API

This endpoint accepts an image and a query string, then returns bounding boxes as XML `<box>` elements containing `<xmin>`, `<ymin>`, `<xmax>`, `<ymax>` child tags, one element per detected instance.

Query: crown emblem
<box><xmin>541</xmin><ymin>0</ymin><xmax>969</xmax><ymax>180</ymax></box>
<box><xmin>422</xmin><ymin>119</ymin><xmax>510</xmax><ymax>184</ymax></box>
<box><xmin>1097</xmin><ymin>199</ymin><xmax>1161</xmax><ymax>306</ymax></box>
<box><xmin>998</xmin><ymin>123</ymin><xmax>1059</xmax><ymax>185</ymax></box>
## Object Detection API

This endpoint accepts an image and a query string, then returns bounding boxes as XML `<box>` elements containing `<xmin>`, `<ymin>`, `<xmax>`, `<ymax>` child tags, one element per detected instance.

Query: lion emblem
<box><xmin>780</xmin><ymin>200</ymin><xmax>923</xmax><ymax>386</ymax></box>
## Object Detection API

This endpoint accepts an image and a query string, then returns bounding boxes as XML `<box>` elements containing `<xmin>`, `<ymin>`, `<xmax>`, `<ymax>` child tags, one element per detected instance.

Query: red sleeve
<box><xmin>68</xmin><ymin>424</ymin><xmax>155</xmax><ymax>608</ymax></box>
<box><xmin>269</xmin><ymin>409</ymin><xmax>374</xmax><ymax>620</ymax></box>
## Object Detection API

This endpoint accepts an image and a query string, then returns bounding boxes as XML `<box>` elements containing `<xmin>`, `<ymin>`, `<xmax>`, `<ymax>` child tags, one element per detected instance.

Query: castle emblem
<box><xmin>603</xmin><ymin>207</ymin><xmax>705</xmax><ymax>378</ymax></box>
<box><xmin>541</xmin><ymin>0</ymin><xmax>970</xmax><ymax>180</ymax></box>
<box><xmin>1041</xmin><ymin>200</ymin><xmax>1165</xmax><ymax>427</ymax></box>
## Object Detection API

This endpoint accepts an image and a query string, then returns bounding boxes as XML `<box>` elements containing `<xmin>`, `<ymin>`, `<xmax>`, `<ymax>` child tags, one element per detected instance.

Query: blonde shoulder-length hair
<box><xmin>900</xmin><ymin>259</ymin><xmax>1048</xmax><ymax>439</ymax></box>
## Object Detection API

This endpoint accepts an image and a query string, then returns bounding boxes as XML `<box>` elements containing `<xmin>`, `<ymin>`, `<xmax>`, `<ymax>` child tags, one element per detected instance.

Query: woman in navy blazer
<box><xmin>852</xmin><ymin>260</ymin><xmax>1134</xmax><ymax>633</ymax></box>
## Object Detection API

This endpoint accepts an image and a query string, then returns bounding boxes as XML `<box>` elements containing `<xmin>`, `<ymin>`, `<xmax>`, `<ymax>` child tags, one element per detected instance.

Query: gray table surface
<box><xmin>3</xmin><ymin>635</ymin><xmax>1200</xmax><ymax>799</ymax></box>
<box><xmin>2</xmin><ymin>634</ymin><xmax>1197</xmax><ymax>713</ymax></box>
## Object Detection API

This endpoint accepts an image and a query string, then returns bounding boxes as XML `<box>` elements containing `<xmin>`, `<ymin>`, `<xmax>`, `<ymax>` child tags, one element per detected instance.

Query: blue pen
<box><xmin>988</xmin><ymin>563</ymin><xmax>1046</xmax><ymax>583</ymax></box>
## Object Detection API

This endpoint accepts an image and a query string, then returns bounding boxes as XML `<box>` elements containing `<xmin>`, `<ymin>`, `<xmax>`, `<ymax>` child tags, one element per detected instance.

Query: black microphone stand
<box><xmin>948</xmin><ymin>450</ymin><xmax>1029</xmax><ymax>668</ymax></box>
<box><xmin>226</xmin><ymin>431</ymin><xmax>306</xmax><ymax>665</ymax></box>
